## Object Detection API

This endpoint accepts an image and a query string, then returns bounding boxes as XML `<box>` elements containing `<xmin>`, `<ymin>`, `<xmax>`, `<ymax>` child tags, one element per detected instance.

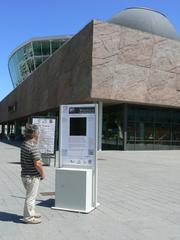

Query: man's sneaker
<box><xmin>23</xmin><ymin>217</ymin><xmax>41</xmax><ymax>224</ymax></box>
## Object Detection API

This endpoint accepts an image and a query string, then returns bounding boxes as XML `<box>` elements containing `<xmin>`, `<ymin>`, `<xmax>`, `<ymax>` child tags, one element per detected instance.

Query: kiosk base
<box><xmin>52</xmin><ymin>203</ymin><xmax>100</xmax><ymax>213</ymax></box>
<box><xmin>52</xmin><ymin>206</ymin><xmax>95</xmax><ymax>213</ymax></box>
<box><xmin>54</xmin><ymin>168</ymin><xmax>95</xmax><ymax>213</ymax></box>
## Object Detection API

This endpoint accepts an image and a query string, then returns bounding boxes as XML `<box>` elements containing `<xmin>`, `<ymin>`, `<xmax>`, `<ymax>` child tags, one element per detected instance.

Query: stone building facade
<box><xmin>1</xmin><ymin>8</ymin><xmax>180</xmax><ymax>150</ymax></box>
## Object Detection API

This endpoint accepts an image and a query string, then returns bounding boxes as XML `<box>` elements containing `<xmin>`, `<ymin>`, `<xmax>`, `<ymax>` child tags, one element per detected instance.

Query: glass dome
<box><xmin>108</xmin><ymin>7</ymin><xmax>179</xmax><ymax>41</ymax></box>
<box><xmin>8</xmin><ymin>36</ymin><xmax>71</xmax><ymax>88</ymax></box>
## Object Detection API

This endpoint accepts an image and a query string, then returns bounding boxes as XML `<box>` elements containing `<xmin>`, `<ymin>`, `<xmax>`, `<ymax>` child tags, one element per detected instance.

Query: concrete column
<box><xmin>0</xmin><ymin>124</ymin><xmax>5</xmax><ymax>139</ymax></box>
<box><xmin>14</xmin><ymin>122</ymin><xmax>21</xmax><ymax>140</ymax></box>
<box><xmin>98</xmin><ymin>101</ymin><xmax>103</xmax><ymax>151</ymax></box>
<box><xmin>7</xmin><ymin>123</ymin><xmax>11</xmax><ymax>135</ymax></box>
<box><xmin>1</xmin><ymin>124</ymin><xmax>5</xmax><ymax>135</ymax></box>
<box><xmin>123</xmin><ymin>103</ymin><xmax>128</xmax><ymax>151</ymax></box>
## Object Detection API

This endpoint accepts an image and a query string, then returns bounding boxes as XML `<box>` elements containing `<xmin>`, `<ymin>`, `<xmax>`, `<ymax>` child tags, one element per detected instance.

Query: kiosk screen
<box><xmin>70</xmin><ymin>117</ymin><xmax>86</xmax><ymax>136</ymax></box>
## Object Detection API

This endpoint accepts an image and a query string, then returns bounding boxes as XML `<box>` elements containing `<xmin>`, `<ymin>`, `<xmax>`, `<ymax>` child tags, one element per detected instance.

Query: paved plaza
<box><xmin>0</xmin><ymin>141</ymin><xmax>180</xmax><ymax>240</ymax></box>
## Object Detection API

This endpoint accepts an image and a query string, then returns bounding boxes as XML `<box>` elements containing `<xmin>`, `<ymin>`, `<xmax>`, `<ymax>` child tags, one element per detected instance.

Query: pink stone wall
<box><xmin>92</xmin><ymin>20</ymin><xmax>180</xmax><ymax>107</ymax></box>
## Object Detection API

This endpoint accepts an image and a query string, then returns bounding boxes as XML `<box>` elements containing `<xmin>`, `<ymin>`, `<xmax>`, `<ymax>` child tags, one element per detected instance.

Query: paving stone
<box><xmin>1</xmin><ymin>142</ymin><xmax>180</xmax><ymax>240</ymax></box>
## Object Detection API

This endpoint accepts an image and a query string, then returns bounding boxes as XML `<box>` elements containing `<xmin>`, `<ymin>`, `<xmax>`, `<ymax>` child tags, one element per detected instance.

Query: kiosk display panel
<box><xmin>60</xmin><ymin>104</ymin><xmax>97</xmax><ymax>168</ymax></box>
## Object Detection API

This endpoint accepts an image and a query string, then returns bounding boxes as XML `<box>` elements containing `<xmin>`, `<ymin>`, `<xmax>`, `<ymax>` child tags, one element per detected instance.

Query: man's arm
<box><xmin>34</xmin><ymin>160</ymin><xmax>45</xmax><ymax>179</ymax></box>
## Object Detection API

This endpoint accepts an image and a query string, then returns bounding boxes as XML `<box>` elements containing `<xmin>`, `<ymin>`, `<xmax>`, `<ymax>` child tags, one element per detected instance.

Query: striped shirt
<box><xmin>21</xmin><ymin>140</ymin><xmax>41</xmax><ymax>177</ymax></box>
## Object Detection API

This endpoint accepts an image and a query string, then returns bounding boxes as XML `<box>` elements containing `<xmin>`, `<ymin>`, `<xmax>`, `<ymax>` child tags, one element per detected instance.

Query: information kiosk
<box><xmin>53</xmin><ymin>104</ymin><xmax>99</xmax><ymax>213</ymax></box>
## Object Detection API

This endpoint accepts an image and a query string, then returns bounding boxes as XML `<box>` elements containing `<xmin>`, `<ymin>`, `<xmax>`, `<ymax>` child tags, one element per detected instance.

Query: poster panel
<box><xmin>60</xmin><ymin>104</ymin><xmax>97</xmax><ymax>168</ymax></box>
<box><xmin>32</xmin><ymin>117</ymin><xmax>56</xmax><ymax>154</ymax></box>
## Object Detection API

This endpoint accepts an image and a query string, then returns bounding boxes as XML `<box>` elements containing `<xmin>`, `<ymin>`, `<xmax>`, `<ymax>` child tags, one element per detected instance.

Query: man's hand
<box><xmin>40</xmin><ymin>173</ymin><xmax>45</xmax><ymax>180</ymax></box>
<box><xmin>34</xmin><ymin>160</ymin><xmax>45</xmax><ymax>179</ymax></box>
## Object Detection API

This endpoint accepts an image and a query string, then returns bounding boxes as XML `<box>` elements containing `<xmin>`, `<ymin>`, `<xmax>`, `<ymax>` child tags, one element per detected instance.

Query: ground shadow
<box><xmin>0</xmin><ymin>211</ymin><xmax>23</xmax><ymax>223</ymax></box>
<box><xmin>0</xmin><ymin>139</ymin><xmax>22</xmax><ymax>148</ymax></box>
<box><xmin>11</xmin><ymin>195</ymin><xmax>25</xmax><ymax>200</ymax></box>
<box><xmin>37</xmin><ymin>198</ymin><xmax>55</xmax><ymax>208</ymax></box>
<box><xmin>8</xmin><ymin>162</ymin><xmax>21</xmax><ymax>165</ymax></box>
<box><xmin>11</xmin><ymin>195</ymin><xmax>42</xmax><ymax>202</ymax></box>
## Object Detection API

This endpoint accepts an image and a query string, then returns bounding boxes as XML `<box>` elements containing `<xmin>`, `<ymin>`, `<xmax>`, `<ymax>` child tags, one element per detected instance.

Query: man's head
<box><xmin>24</xmin><ymin>124</ymin><xmax>39</xmax><ymax>141</ymax></box>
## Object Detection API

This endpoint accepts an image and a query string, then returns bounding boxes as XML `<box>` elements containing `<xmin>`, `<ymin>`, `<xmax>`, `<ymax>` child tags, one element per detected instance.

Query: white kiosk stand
<box><xmin>53</xmin><ymin>104</ymin><xmax>99</xmax><ymax>213</ymax></box>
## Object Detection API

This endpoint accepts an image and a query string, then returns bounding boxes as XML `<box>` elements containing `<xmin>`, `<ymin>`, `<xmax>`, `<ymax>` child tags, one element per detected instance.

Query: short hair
<box><xmin>24</xmin><ymin>124</ymin><xmax>39</xmax><ymax>140</ymax></box>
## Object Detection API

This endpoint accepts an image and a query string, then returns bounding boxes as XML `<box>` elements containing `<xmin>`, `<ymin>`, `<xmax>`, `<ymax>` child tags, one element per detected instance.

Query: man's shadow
<box><xmin>0</xmin><ymin>212</ymin><xmax>23</xmax><ymax>223</ymax></box>
<box><xmin>37</xmin><ymin>198</ymin><xmax>55</xmax><ymax>208</ymax></box>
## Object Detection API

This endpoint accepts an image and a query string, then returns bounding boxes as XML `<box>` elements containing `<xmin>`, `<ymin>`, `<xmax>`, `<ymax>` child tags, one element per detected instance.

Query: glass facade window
<box><xmin>103</xmin><ymin>104</ymin><xmax>180</xmax><ymax>151</ymax></box>
<box><xmin>52</xmin><ymin>41</ymin><xmax>60</xmax><ymax>52</ymax></box>
<box><xmin>9</xmin><ymin>37</ymin><xmax>71</xmax><ymax>88</ymax></box>
<box><xmin>35</xmin><ymin>57</ymin><xmax>43</xmax><ymax>68</ymax></box>
<box><xmin>127</xmin><ymin>105</ymin><xmax>180</xmax><ymax>150</ymax></box>
<box><xmin>102</xmin><ymin>105</ymin><xmax>124</xmax><ymax>150</ymax></box>
<box><xmin>33</xmin><ymin>41</ymin><xmax>42</xmax><ymax>55</ymax></box>
<box><xmin>27</xmin><ymin>58</ymin><xmax>35</xmax><ymax>72</ymax></box>
<box><xmin>172</xmin><ymin>111</ymin><xmax>180</xmax><ymax>123</ymax></box>
<box><xmin>41</xmin><ymin>41</ymin><xmax>50</xmax><ymax>55</ymax></box>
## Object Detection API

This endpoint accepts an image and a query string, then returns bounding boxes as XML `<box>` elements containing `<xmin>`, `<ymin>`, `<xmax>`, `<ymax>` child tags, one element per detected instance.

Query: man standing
<box><xmin>21</xmin><ymin>124</ymin><xmax>45</xmax><ymax>224</ymax></box>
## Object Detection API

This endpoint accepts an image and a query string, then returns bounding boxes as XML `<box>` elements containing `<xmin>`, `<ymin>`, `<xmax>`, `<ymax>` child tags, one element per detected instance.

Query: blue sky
<box><xmin>0</xmin><ymin>0</ymin><xmax>180</xmax><ymax>101</ymax></box>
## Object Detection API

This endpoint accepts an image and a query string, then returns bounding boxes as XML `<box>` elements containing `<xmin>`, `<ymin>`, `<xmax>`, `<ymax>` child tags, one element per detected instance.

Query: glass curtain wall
<box><xmin>127</xmin><ymin>105</ymin><xmax>180</xmax><ymax>150</ymax></box>
<box><xmin>102</xmin><ymin>105</ymin><xmax>124</xmax><ymax>150</ymax></box>
<box><xmin>102</xmin><ymin>104</ymin><xmax>180</xmax><ymax>150</ymax></box>
<box><xmin>9</xmin><ymin>38</ymin><xmax>69</xmax><ymax>88</ymax></box>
